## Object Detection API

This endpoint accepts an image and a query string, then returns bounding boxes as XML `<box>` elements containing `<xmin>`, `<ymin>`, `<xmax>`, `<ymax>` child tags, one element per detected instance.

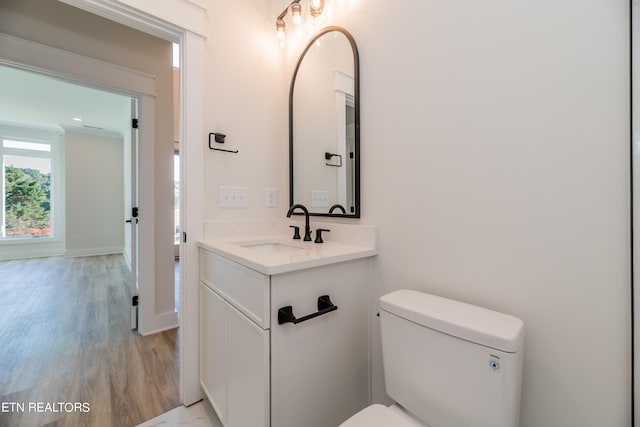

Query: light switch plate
<box><xmin>219</xmin><ymin>185</ymin><xmax>248</xmax><ymax>208</ymax></box>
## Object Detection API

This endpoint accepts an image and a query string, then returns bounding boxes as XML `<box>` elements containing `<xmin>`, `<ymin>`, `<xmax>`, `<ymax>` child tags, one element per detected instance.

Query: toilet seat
<box><xmin>339</xmin><ymin>404</ymin><xmax>424</xmax><ymax>427</ymax></box>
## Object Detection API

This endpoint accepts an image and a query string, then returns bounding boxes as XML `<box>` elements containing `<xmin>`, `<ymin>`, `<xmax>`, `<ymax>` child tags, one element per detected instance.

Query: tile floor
<box><xmin>137</xmin><ymin>399</ymin><xmax>222</xmax><ymax>427</ymax></box>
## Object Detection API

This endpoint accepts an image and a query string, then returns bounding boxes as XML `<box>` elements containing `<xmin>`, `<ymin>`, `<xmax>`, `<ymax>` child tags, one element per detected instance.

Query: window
<box><xmin>173</xmin><ymin>43</ymin><xmax>180</xmax><ymax>68</ymax></box>
<box><xmin>1</xmin><ymin>138</ymin><xmax>54</xmax><ymax>239</ymax></box>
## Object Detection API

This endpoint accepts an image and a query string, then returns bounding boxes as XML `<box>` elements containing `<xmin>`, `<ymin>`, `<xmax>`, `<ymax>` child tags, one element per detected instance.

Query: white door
<box><xmin>129</xmin><ymin>98</ymin><xmax>140</xmax><ymax>329</ymax></box>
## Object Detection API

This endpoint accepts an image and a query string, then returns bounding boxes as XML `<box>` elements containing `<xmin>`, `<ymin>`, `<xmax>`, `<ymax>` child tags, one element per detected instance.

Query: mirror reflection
<box><xmin>290</xmin><ymin>27</ymin><xmax>360</xmax><ymax>217</ymax></box>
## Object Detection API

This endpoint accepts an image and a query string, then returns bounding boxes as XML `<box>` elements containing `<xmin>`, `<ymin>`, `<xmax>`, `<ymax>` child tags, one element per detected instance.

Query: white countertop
<box><xmin>198</xmin><ymin>235</ymin><xmax>377</xmax><ymax>275</ymax></box>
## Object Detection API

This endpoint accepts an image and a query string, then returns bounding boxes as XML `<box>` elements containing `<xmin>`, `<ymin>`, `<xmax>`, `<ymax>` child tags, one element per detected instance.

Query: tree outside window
<box><xmin>2</xmin><ymin>140</ymin><xmax>53</xmax><ymax>239</ymax></box>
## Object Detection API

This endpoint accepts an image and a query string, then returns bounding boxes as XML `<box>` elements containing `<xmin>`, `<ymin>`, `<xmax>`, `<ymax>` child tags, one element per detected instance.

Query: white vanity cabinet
<box><xmin>199</xmin><ymin>248</ymin><xmax>371</xmax><ymax>427</ymax></box>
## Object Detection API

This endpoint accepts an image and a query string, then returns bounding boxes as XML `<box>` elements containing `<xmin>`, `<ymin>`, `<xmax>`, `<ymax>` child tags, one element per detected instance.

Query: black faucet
<box><xmin>287</xmin><ymin>204</ymin><xmax>312</xmax><ymax>241</ymax></box>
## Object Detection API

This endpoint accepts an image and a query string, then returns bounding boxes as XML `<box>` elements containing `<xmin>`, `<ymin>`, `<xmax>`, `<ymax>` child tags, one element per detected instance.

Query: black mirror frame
<box><xmin>289</xmin><ymin>26</ymin><xmax>360</xmax><ymax>218</ymax></box>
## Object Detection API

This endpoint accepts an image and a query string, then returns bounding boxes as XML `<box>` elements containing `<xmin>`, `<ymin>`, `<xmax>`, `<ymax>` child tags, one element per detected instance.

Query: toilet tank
<box><xmin>379</xmin><ymin>290</ymin><xmax>524</xmax><ymax>427</ymax></box>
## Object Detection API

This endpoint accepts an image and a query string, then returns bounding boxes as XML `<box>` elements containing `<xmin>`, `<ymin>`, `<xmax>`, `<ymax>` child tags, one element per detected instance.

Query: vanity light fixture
<box><xmin>276</xmin><ymin>0</ymin><xmax>300</xmax><ymax>46</ymax></box>
<box><xmin>275</xmin><ymin>0</ymin><xmax>330</xmax><ymax>46</ymax></box>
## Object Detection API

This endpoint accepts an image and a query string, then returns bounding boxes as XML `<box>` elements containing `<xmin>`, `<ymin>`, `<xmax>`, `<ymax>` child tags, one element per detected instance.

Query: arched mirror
<box><xmin>289</xmin><ymin>26</ymin><xmax>360</xmax><ymax>217</ymax></box>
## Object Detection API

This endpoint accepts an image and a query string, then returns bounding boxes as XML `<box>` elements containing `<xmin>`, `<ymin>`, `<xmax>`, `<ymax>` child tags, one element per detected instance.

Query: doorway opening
<box><xmin>0</xmin><ymin>64</ymin><xmax>179</xmax><ymax>425</ymax></box>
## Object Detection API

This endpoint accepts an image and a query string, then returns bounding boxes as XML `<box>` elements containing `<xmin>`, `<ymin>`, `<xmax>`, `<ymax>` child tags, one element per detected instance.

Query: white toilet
<box><xmin>340</xmin><ymin>289</ymin><xmax>525</xmax><ymax>427</ymax></box>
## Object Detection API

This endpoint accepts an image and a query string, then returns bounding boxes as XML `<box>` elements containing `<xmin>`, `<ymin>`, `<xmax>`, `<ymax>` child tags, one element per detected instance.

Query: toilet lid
<box><xmin>339</xmin><ymin>404</ymin><xmax>424</xmax><ymax>427</ymax></box>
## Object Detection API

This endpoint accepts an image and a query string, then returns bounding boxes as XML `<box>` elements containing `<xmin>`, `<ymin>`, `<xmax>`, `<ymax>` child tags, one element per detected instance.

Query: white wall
<box><xmin>202</xmin><ymin>0</ymin><xmax>287</xmax><ymax>221</ymax></box>
<box><xmin>64</xmin><ymin>128</ymin><xmax>124</xmax><ymax>257</ymax></box>
<box><xmin>275</xmin><ymin>0</ymin><xmax>631</xmax><ymax>425</ymax></box>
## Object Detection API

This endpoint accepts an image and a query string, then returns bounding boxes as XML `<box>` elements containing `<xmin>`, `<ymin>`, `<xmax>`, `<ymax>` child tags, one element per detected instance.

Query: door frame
<box><xmin>56</xmin><ymin>0</ymin><xmax>207</xmax><ymax>406</ymax></box>
<box><xmin>129</xmin><ymin>97</ymin><xmax>139</xmax><ymax>330</ymax></box>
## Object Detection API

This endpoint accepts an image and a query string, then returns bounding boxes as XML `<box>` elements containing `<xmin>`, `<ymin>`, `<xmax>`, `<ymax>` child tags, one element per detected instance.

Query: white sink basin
<box><xmin>238</xmin><ymin>241</ymin><xmax>304</xmax><ymax>254</ymax></box>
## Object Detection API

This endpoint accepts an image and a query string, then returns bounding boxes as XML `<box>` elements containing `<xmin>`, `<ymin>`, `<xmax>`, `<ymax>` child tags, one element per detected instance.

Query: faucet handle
<box><xmin>314</xmin><ymin>228</ymin><xmax>330</xmax><ymax>244</ymax></box>
<box><xmin>289</xmin><ymin>225</ymin><xmax>301</xmax><ymax>240</ymax></box>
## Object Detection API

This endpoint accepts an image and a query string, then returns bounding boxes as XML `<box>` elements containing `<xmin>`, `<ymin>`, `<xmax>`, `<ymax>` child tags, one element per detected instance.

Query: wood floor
<box><xmin>0</xmin><ymin>255</ymin><xmax>179</xmax><ymax>427</ymax></box>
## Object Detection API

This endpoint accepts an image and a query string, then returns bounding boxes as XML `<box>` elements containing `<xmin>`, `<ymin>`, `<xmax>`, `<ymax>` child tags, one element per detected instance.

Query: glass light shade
<box><xmin>309</xmin><ymin>0</ymin><xmax>325</xmax><ymax>18</ymax></box>
<box><xmin>292</xmin><ymin>3</ymin><xmax>302</xmax><ymax>25</ymax></box>
<box><xmin>276</xmin><ymin>19</ymin><xmax>286</xmax><ymax>41</ymax></box>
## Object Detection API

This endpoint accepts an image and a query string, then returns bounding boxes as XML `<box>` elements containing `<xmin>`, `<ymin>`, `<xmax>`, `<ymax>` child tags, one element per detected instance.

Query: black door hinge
<box><xmin>132</xmin><ymin>295</ymin><xmax>139</xmax><ymax>306</ymax></box>
<box><xmin>183</xmin><ymin>232</ymin><xmax>187</xmax><ymax>243</ymax></box>
<box><xmin>132</xmin><ymin>207</ymin><xmax>139</xmax><ymax>218</ymax></box>
<box><xmin>132</xmin><ymin>118</ymin><xmax>139</xmax><ymax>129</ymax></box>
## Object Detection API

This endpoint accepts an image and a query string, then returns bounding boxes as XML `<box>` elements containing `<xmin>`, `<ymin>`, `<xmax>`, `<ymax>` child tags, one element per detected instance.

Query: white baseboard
<box><xmin>139</xmin><ymin>309</ymin><xmax>179</xmax><ymax>336</ymax></box>
<box><xmin>0</xmin><ymin>246</ymin><xmax>64</xmax><ymax>261</ymax></box>
<box><xmin>64</xmin><ymin>246</ymin><xmax>123</xmax><ymax>258</ymax></box>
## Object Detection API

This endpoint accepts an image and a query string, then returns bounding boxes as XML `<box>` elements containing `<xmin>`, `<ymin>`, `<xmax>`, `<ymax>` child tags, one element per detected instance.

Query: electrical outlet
<box><xmin>265</xmin><ymin>188</ymin><xmax>277</xmax><ymax>207</ymax></box>
<box><xmin>311</xmin><ymin>190</ymin><xmax>329</xmax><ymax>208</ymax></box>
<box><xmin>219</xmin><ymin>185</ymin><xmax>248</xmax><ymax>208</ymax></box>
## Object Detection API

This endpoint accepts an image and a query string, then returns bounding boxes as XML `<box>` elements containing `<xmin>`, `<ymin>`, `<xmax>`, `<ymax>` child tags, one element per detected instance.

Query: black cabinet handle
<box><xmin>278</xmin><ymin>295</ymin><xmax>338</xmax><ymax>325</ymax></box>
